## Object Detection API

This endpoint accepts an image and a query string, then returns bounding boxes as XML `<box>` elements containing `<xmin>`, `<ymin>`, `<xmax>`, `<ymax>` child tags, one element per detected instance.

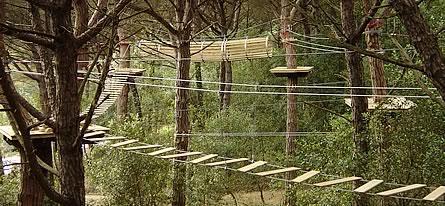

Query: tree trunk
<box><xmin>222</xmin><ymin>61</ymin><xmax>232</xmax><ymax>110</ymax></box>
<box><xmin>74</xmin><ymin>0</ymin><xmax>89</xmax><ymax>71</ymax></box>
<box><xmin>363</xmin><ymin>0</ymin><xmax>387</xmax><ymax>103</ymax></box>
<box><xmin>18</xmin><ymin>140</ymin><xmax>53</xmax><ymax>206</ymax></box>
<box><xmin>390</xmin><ymin>0</ymin><xmax>445</xmax><ymax>101</ymax></box>
<box><xmin>129</xmin><ymin>78</ymin><xmax>142</xmax><ymax>118</ymax></box>
<box><xmin>0</xmin><ymin>147</ymin><xmax>3</xmax><ymax>176</ymax></box>
<box><xmin>117</xmin><ymin>27</ymin><xmax>130</xmax><ymax>119</ymax></box>
<box><xmin>341</xmin><ymin>1</ymin><xmax>369</xmax><ymax>206</ymax></box>
<box><xmin>219</xmin><ymin>61</ymin><xmax>226</xmax><ymax>110</ymax></box>
<box><xmin>172</xmin><ymin>36</ymin><xmax>191</xmax><ymax>206</ymax></box>
<box><xmin>194</xmin><ymin>62</ymin><xmax>204</xmax><ymax>130</ymax></box>
<box><xmin>52</xmin><ymin>6</ymin><xmax>85</xmax><ymax>203</ymax></box>
<box><xmin>281</xmin><ymin>0</ymin><xmax>297</xmax><ymax>205</ymax></box>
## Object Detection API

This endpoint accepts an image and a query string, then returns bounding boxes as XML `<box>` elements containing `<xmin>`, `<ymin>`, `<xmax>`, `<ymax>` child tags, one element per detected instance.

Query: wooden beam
<box><xmin>110</xmin><ymin>139</ymin><xmax>139</xmax><ymax>147</ymax></box>
<box><xmin>86</xmin><ymin>136</ymin><xmax>127</xmax><ymax>142</ymax></box>
<box><xmin>159</xmin><ymin>151</ymin><xmax>203</xmax><ymax>159</ymax></box>
<box><xmin>377</xmin><ymin>184</ymin><xmax>426</xmax><ymax>196</ymax></box>
<box><xmin>146</xmin><ymin>147</ymin><xmax>176</xmax><ymax>156</ymax></box>
<box><xmin>83</xmin><ymin>131</ymin><xmax>106</xmax><ymax>138</ymax></box>
<box><xmin>291</xmin><ymin>171</ymin><xmax>320</xmax><ymax>183</ymax></box>
<box><xmin>255</xmin><ymin>167</ymin><xmax>301</xmax><ymax>176</ymax></box>
<box><xmin>423</xmin><ymin>186</ymin><xmax>445</xmax><ymax>201</ymax></box>
<box><xmin>189</xmin><ymin>154</ymin><xmax>218</xmax><ymax>164</ymax></box>
<box><xmin>237</xmin><ymin>161</ymin><xmax>268</xmax><ymax>172</ymax></box>
<box><xmin>123</xmin><ymin>145</ymin><xmax>162</xmax><ymax>151</ymax></box>
<box><xmin>205</xmin><ymin>158</ymin><xmax>249</xmax><ymax>167</ymax></box>
<box><xmin>314</xmin><ymin>176</ymin><xmax>362</xmax><ymax>187</ymax></box>
<box><xmin>354</xmin><ymin>179</ymin><xmax>384</xmax><ymax>193</ymax></box>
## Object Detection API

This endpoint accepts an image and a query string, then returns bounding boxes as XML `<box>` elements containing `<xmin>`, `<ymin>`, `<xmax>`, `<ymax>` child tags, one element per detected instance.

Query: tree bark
<box><xmin>117</xmin><ymin>27</ymin><xmax>130</xmax><ymax>119</ymax></box>
<box><xmin>222</xmin><ymin>61</ymin><xmax>232</xmax><ymax>110</ymax></box>
<box><xmin>171</xmin><ymin>1</ymin><xmax>195</xmax><ymax>205</ymax></box>
<box><xmin>281</xmin><ymin>0</ymin><xmax>297</xmax><ymax>205</ymax></box>
<box><xmin>129</xmin><ymin>78</ymin><xmax>143</xmax><ymax>118</ymax></box>
<box><xmin>219</xmin><ymin>61</ymin><xmax>226</xmax><ymax>110</ymax></box>
<box><xmin>194</xmin><ymin>62</ymin><xmax>205</xmax><ymax>130</ymax></box>
<box><xmin>390</xmin><ymin>0</ymin><xmax>445</xmax><ymax>101</ymax></box>
<box><xmin>52</xmin><ymin>7</ymin><xmax>85</xmax><ymax>204</ymax></box>
<box><xmin>363</xmin><ymin>0</ymin><xmax>387</xmax><ymax>103</ymax></box>
<box><xmin>341</xmin><ymin>1</ymin><xmax>369</xmax><ymax>206</ymax></box>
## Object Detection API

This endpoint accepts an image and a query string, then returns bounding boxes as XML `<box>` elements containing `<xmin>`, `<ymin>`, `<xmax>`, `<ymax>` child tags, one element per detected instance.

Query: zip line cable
<box><xmin>9</xmin><ymin>70</ymin><xmax>437</xmax><ymax>94</ymax></box>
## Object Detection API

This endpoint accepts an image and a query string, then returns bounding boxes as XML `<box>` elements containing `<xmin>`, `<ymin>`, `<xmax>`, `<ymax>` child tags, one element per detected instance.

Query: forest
<box><xmin>0</xmin><ymin>0</ymin><xmax>444</xmax><ymax>205</ymax></box>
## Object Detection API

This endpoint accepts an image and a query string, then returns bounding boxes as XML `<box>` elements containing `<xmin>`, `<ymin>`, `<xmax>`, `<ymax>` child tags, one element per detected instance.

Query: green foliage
<box><xmin>0</xmin><ymin>173</ymin><xmax>20</xmax><ymax>205</ymax></box>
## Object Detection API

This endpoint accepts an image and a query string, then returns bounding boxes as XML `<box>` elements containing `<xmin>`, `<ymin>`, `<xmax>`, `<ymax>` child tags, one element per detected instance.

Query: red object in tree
<box><xmin>367</xmin><ymin>19</ymin><xmax>384</xmax><ymax>30</ymax></box>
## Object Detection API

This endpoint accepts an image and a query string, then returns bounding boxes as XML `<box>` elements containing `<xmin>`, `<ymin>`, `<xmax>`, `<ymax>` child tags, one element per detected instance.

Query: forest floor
<box><xmin>220</xmin><ymin>190</ymin><xmax>284</xmax><ymax>206</ymax></box>
<box><xmin>85</xmin><ymin>190</ymin><xmax>284</xmax><ymax>205</ymax></box>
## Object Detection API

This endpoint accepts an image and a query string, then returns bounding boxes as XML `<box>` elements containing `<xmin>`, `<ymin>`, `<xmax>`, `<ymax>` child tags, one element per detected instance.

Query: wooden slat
<box><xmin>255</xmin><ymin>167</ymin><xmax>301</xmax><ymax>176</ymax></box>
<box><xmin>291</xmin><ymin>171</ymin><xmax>320</xmax><ymax>183</ymax></box>
<box><xmin>159</xmin><ymin>151</ymin><xmax>202</xmax><ymax>159</ymax></box>
<box><xmin>354</xmin><ymin>179</ymin><xmax>384</xmax><ymax>193</ymax></box>
<box><xmin>83</xmin><ymin>131</ymin><xmax>106</xmax><ymax>138</ymax></box>
<box><xmin>123</xmin><ymin>145</ymin><xmax>162</xmax><ymax>151</ymax></box>
<box><xmin>238</xmin><ymin>161</ymin><xmax>268</xmax><ymax>172</ymax></box>
<box><xmin>377</xmin><ymin>184</ymin><xmax>426</xmax><ymax>196</ymax></box>
<box><xmin>110</xmin><ymin>140</ymin><xmax>139</xmax><ymax>147</ymax></box>
<box><xmin>190</xmin><ymin>154</ymin><xmax>218</xmax><ymax>164</ymax></box>
<box><xmin>423</xmin><ymin>186</ymin><xmax>445</xmax><ymax>201</ymax></box>
<box><xmin>86</xmin><ymin>136</ymin><xmax>127</xmax><ymax>142</ymax></box>
<box><xmin>205</xmin><ymin>158</ymin><xmax>249</xmax><ymax>167</ymax></box>
<box><xmin>314</xmin><ymin>176</ymin><xmax>362</xmax><ymax>187</ymax></box>
<box><xmin>147</xmin><ymin>147</ymin><xmax>176</xmax><ymax>156</ymax></box>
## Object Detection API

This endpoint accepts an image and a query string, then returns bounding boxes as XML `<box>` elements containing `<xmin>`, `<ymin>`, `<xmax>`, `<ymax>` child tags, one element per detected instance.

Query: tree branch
<box><xmin>76</xmin><ymin>0</ymin><xmax>132</xmax><ymax>46</ymax></box>
<box><xmin>142</xmin><ymin>0</ymin><xmax>178</xmax><ymax>36</ymax></box>
<box><xmin>0</xmin><ymin>23</ymin><xmax>55</xmax><ymax>49</ymax></box>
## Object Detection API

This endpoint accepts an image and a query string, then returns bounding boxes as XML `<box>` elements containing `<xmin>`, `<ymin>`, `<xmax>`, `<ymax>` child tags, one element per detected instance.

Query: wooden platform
<box><xmin>138</xmin><ymin>37</ymin><xmax>273</xmax><ymax>62</ymax></box>
<box><xmin>344</xmin><ymin>97</ymin><xmax>416</xmax><ymax>110</ymax></box>
<box><xmin>0</xmin><ymin>124</ymin><xmax>109</xmax><ymax>141</ymax></box>
<box><xmin>114</xmin><ymin>68</ymin><xmax>145</xmax><ymax>76</ymax></box>
<box><xmin>270</xmin><ymin>67</ymin><xmax>313</xmax><ymax>78</ymax></box>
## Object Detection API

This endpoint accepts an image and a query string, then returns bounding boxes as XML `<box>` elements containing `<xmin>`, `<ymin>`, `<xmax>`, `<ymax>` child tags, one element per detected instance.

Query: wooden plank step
<box><xmin>255</xmin><ymin>167</ymin><xmax>301</xmax><ymax>176</ymax></box>
<box><xmin>354</xmin><ymin>179</ymin><xmax>384</xmax><ymax>193</ymax></box>
<box><xmin>87</xmin><ymin>136</ymin><xmax>127</xmax><ymax>142</ymax></box>
<box><xmin>83</xmin><ymin>131</ymin><xmax>106</xmax><ymax>138</ymax></box>
<box><xmin>238</xmin><ymin>161</ymin><xmax>268</xmax><ymax>172</ymax></box>
<box><xmin>110</xmin><ymin>139</ymin><xmax>139</xmax><ymax>147</ymax></box>
<box><xmin>291</xmin><ymin>171</ymin><xmax>320</xmax><ymax>183</ymax></box>
<box><xmin>147</xmin><ymin>147</ymin><xmax>176</xmax><ymax>156</ymax></box>
<box><xmin>314</xmin><ymin>176</ymin><xmax>362</xmax><ymax>187</ymax></box>
<box><xmin>123</xmin><ymin>145</ymin><xmax>162</xmax><ymax>151</ymax></box>
<box><xmin>190</xmin><ymin>154</ymin><xmax>218</xmax><ymax>164</ymax></box>
<box><xmin>423</xmin><ymin>186</ymin><xmax>445</xmax><ymax>201</ymax></box>
<box><xmin>377</xmin><ymin>184</ymin><xmax>426</xmax><ymax>196</ymax></box>
<box><xmin>159</xmin><ymin>152</ymin><xmax>202</xmax><ymax>159</ymax></box>
<box><xmin>205</xmin><ymin>158</ymin><xmax>249</xmax><ymax>167</ymax></box>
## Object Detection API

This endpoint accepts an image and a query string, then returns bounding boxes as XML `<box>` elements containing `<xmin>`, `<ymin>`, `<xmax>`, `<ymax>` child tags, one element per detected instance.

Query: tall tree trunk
<box><xmin>116</xmin><ymin>27</ymin><xmax>130</xmax><ymax>119</ymax></box>
<box><xmin>0</xmin><ymin>146</ymin><xmax>3</xmax><ymax>176</ymax></box>
<box><xmin>52</xmin><ymin>7</ymin><xmax>85</xmax><ymax>204</ymax></box>
<box><xmin>341</xmin><ymin>1</ymin><xmax>369</xmax><ymax>206</ymax></box>
<box><xmin>363</xmin><ymin>0</ymin><xmax>387</xmax><ymax>103</ymax></box>
<box><xmin>172</xmin><ymin>37</ymin><xmax>191</xmax><ymax>206</ymax></box>
<box><xmin>390</xmin><ymin>0</ymin><xmax>445</xmax><ymax>101</ymax></box>
<box><xmin>281</xmin><ymin>0</ymin><xmax>297</xmax><ymax>205</ymax></box>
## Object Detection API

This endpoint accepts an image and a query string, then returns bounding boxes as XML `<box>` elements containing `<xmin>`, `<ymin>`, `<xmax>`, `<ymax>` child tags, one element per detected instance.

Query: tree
<box><xmin>340</xmin><ymin>0</ymin><xmax>369</xmax><ymax>205</ymax></box>
<box><xmin>0</xmin><ymin>0</ymin><xmax>131</xmax><ymax>205</ymax></box>
<box><xmin>197</xmin><ymin>0</ymin><xmax>242</xmax><ymax>110</ymax></box>
<box><xmin>142</xmin><ymin>0</ymin><xmax>197</xmax><ymax>205</ymax></box>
